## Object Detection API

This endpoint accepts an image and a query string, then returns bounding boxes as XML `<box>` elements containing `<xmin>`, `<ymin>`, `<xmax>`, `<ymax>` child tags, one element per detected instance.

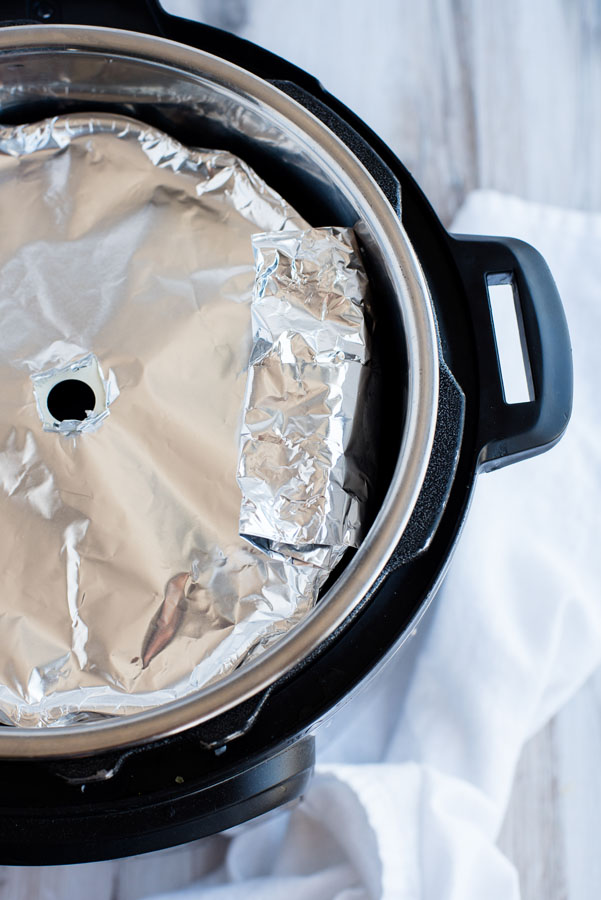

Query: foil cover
<box><xmin>0</xmin><ymin>113</ymin><xmax>369</xmax><ymax>726</ymax></box>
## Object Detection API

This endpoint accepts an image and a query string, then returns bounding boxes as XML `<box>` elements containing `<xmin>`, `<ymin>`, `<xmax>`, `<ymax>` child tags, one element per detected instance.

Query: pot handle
<box><xmin>450</xmin><ymin>234</ymin><xmax>572</xmax><ymax>472</ymax></box>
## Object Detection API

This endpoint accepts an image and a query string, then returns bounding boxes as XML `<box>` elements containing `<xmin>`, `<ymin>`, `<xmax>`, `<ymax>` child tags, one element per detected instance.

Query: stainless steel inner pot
<box><xmin>0</xmin><ymin>24</ymin><xmax>439</xmax><ymax>757</ymax></box>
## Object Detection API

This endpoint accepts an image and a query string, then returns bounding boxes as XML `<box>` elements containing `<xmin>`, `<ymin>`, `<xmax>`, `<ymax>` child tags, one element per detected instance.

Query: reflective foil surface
<box><xmin>0</xmin><ymin>114</ymin><xmax>369</xmax><ymax>726</ymax></box>
<box><xmin>238</xmin><ymin>229</ymin><xmax>369</xmax><ymax>568</ymax></box>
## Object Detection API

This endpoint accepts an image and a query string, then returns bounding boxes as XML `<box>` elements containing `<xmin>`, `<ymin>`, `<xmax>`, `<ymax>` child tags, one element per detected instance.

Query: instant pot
<box><xmin>0</xmin><ymin>0</ymin><xmax>572</xmax><ymax>864</ymax></box>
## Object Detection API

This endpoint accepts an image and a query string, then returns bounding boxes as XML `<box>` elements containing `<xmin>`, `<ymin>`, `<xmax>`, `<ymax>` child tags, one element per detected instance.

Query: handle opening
<box><xmin>487</xmin><ymin>272</ymin><xmax>534</xmax><ymax>405</ymax></box>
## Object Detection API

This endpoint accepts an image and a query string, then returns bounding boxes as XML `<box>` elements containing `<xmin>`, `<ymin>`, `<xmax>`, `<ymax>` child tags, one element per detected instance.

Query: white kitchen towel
<box><xmin>145</xmin><ymin>191</ymin><xmax>601</xmax><ymax>899</ymax></box>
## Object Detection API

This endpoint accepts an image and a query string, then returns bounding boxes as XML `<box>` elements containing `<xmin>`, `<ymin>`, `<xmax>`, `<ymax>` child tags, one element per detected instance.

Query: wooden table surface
<box><xmin>3</xmin><ymin>1</ymin><xmax>599</xmax><ymax>896</ymax></box>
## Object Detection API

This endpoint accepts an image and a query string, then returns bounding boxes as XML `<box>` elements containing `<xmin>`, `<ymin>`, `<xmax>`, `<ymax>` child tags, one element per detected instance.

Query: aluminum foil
<box><xmin>0</xmin><ymin>113</ymin><xmax>369</xmax><ymax>727</ymax></box>
<box><xmin>238</xmin><ymin>229</ymin><xmax>369</xmax><ymax>570</ymax></box>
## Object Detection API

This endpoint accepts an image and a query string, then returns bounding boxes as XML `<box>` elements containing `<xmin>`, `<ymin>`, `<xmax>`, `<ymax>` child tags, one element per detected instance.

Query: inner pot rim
<box><xmin>0</xmin><ymin>24</ymin><xmax>439</xmax><ymax>758</ymax></box>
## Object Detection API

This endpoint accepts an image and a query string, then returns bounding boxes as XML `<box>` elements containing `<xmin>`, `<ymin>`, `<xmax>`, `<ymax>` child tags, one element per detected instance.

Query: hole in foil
<box><xmin>47</xmin><ymin>379</ymin><xmax>96</xmax><ymax>422</ymax></box>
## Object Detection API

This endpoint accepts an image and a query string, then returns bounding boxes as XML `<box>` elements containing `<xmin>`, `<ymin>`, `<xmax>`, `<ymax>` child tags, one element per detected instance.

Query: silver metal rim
<box><xmin>0</xmin><ymin>24</ymin><xmax>439</xmax><ymax>758</ymax></box>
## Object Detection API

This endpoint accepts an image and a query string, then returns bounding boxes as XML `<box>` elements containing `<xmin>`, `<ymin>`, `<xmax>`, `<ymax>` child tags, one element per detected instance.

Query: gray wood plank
<box><xmin>549</xmin><ymin>669</ymin><xmax>601</xmax><ymax>900</ymax></box>
<box><xmin>498</xmin><ymin>719</ymin><xmax>569</xmax><ymax>900</ymax></box>
<box><xmin>499</xmin><ymin>668</ymin><xmax>601</xmax><ymax>900</ymax></box>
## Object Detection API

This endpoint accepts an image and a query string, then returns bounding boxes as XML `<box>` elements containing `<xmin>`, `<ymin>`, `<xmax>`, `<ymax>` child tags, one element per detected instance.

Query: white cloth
<box><xmin>145</xmin><ymin>191</ymin><xmax>601</xmax><ymax>899</ymax></box>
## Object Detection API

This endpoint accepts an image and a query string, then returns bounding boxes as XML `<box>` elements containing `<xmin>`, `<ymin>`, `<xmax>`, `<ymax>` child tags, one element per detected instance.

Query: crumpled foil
<box><xmin>0</xmin><ymin>113</ymin><xmax>369</xmax><ymax>727</ymax></box>
<box><xmin>238</xmin><ymin>229</ymin><xmax>369</xmax><ymax>570</ymax></box>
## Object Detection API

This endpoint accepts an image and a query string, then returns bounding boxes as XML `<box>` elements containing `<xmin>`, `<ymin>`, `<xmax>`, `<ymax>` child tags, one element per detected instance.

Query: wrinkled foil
<box><xmin>0</xmin><ymin>113</ymin><xmax>369</xmax><ymax>726</ymax></box>
<box><xmin>238</xmin><ymin>229</ymin><xmax>369</xmax><ymax>570</ymax></box>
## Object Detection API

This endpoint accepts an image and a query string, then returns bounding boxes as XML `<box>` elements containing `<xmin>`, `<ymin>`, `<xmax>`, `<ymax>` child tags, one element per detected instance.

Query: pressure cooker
<box><xmin>0</xmin><ymin>0</ymin><xmax>572</xmax><ymax>864</ymax></box>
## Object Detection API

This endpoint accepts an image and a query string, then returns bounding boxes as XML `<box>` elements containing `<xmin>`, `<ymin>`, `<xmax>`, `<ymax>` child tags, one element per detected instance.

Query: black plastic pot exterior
<box><xmin>0</xmin><ymin>0</ymin><xmax>573</xmax><ymax>864</ymax></box>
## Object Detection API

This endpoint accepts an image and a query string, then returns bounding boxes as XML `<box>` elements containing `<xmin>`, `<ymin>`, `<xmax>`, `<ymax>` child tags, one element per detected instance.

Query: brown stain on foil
<box><xmin>141</xmin><ymin>572</ymin><xmax>189</xmax><ymax>668</ymax></box>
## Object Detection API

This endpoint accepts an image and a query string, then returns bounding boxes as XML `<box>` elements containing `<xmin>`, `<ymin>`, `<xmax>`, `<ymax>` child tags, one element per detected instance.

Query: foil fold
<box><xmin>238</xmin><ymin>228</ymin><xmax>369</xmax><ymax>566</ymax></box>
